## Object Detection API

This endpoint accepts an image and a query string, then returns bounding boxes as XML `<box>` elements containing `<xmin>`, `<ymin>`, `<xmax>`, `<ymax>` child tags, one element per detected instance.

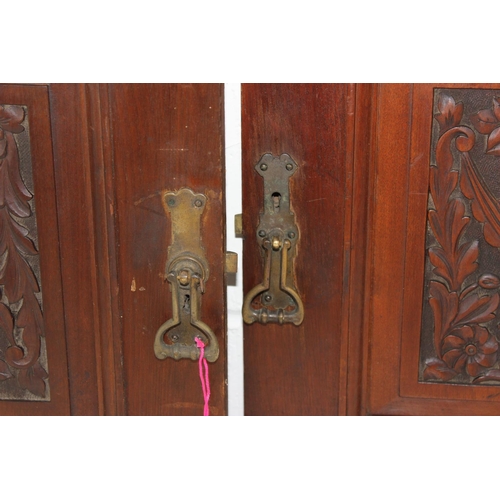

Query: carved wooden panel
<box><xmin>420</xmin><ymin>89</ymin><xmax>500</xmax><ymax>386</ymax></box>
<box><xmin>0</xmin><ymin>104</ymin><xmax>48</xmax><ymax>401</ymax></box>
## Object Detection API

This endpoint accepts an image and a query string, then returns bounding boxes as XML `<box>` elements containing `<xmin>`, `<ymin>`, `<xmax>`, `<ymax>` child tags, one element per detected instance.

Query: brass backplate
<box><xmin>154</xmin><ymin>188</ymin><xmax>219</xmax><ymax>362</ymax></box>
<box><xmin>242</xmin><ymin>153</ymin><xmax>304</xmax><ymax>325</ymax></box>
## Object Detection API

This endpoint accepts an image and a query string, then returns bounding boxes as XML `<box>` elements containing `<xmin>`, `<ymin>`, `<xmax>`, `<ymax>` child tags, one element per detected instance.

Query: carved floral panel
<box><xmin>0</xmin><ymin>105</ymin><xmax>49</xmax><ymax>400</ymax></box>
<box><xmin>420</xmin><ymin>89</ymin><xmax>500</xmax><ymax>385</ymax></box>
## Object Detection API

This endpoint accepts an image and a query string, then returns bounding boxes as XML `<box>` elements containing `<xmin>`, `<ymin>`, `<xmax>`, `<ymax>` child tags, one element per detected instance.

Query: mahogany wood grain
<box><xmin>85</xmin><ymin>84</ymin><xmax>125</xmax><ymax>415</ymax></box>
<box><xmin>8</xmin><ymin>82</ymin><xmax>499</xmax><ymax>416</ymax></box>
<box><xmin>49</xmin><ymin>84</ymin><xmax>104</xmax><ymax>415</ymax></box>
<box><xmin>108</xmin><ymin>84</ymin><xmax>226</xmax><ymax>415</ymax></box>
<box><xmin>345</xmin><ymin>84</ymin><xmax>378</xmax><ymax>415</ymax></box>
<box><xmin>242</xmin><ymin>84</ymin><xmax>352</xmax><ymax>415</ymax></box>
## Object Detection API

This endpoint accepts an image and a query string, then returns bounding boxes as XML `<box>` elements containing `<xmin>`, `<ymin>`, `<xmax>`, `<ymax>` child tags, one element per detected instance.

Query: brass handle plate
<box><xmin>154</xmin><ymin>188</ymin><xmax>219</xmax><ymax>362</ymax></box>
<box><xmin>242</xmin><ymin>153</ymin><xmax>304</xmax><ymax>326</ymax></box>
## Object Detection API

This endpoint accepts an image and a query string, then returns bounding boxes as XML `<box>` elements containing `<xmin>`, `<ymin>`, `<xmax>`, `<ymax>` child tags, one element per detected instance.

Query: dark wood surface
<box><xmin>242</xmin><ymin>83</ymin><xmax>500</xmax><ymax>416</ymax></box>
<box><xmin>85</xmin><ymin>84</ymin><xmax>126</xmax><ymax>416</ymax></box>
<box><xmin>241</xmin><ymin>84</ymin><xmax>353</xmax><ymax>415</ymax></box>
<box><xmin>0</xmin><ymin>84</ymin><xmax>227</xmax><ymax>416</ymax></box>
<box><xmin>344</xmin><ymin>84</ymin><xmax>378</xmax><ymax>416</ymax></box>
<box><xmin>5</xmin><ymin>83</ymin><xmax>500</xmax><ymax>416</ymax></box>
<box><xmin>50</xmin><ymin>84</ymin><xmax>105</xmax><ymax>415</ymax></box>
<box><xmin>108</xmin><ymin>84</ymin><xmax>227</xmax><ymax>415</ymax></box>
<box><xmin>364</xmin><ymin>84</ymin><xmax>500</xmax><ymax>415</ymax></box>
<box><xmin>0</xmin><ymin>84</ymin><xmax>70</xmax><ymax>415</ymax></box>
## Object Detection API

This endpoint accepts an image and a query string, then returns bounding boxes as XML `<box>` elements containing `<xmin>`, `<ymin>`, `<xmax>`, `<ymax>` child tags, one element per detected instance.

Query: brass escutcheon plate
<box><xmin>242</xmin><ymin>154</ymin><xmax>304</xmax><ymax>326</ymax></box>
<box><xmin>154</xmin><ymin>188</ymin><xmax>219</xmax><ymax>362</ymax></box>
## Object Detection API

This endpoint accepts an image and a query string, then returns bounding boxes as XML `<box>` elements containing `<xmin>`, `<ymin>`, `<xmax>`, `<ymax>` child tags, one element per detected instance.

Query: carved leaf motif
<box><xmin>470</xmin><ymin>97</ymin><xmax>500</xmax><ymax>156</ymax></box>
<box><xmin>428</xmin><ymin>247</ymin><xmax>453</xmax><ymax>284</ymax></box>
<box><xmin>9</xmin><ymin>293</ymin><xmax>44</xmax><ymax>369</ymax></box>
<box><xmin>8</xmin><ymin>217</ymin><xmax>38</xmax><ymax>256</ymax></box>
<box><xmin>486</xmin><ymin>127</ymin><xmax>500</xmax><ymax>156</ymax></box>
<box><xmin>460</xmin><ymin>153</ymin><xmax>500</xmax><ymax>247</ymax></box>
<box><xmin>432</xmin><ymin>126</ymin><xmax>474</xmax><ymax>214</ymax></box>
<box><xmin>430</xmin><ymin>167</ymin><xmax>457</xmax><ymax>215</ymax></box>
<box><xmin>455</xmin><ymin>240</ymin><xmax>479</xmax><ymax>286</ymax></box>
<box><xmin>428</xmin><ymin>200</ymin><xmax>477</xmax><ymax>291</ymax></box>
<box><xmin>0</xmin><ymin>134</ymin><xmax>32</xmax><ymax>217</ymax></box>
<box><xmin>0</xmin><ymin>359</ymin><xmax>13</xmax><ymax>381</ymax></box>
<box><xmin>0</xmin><ymin>106</ymin><xmax>25</xmax><ymax>134</ymax></box>
<box><xmin>494</xmin><ymin>98</ymin><xmax>500</xmax><ymax>121</ymax></box>
<box><xmin>470</xmin><ymin>108</ymin><xmax>499</xmax><ymax>135</ymax></box>
<box><xmin>445</xmin><ymin>199</ymin><xmax>470</xmax><ymax>253</ymax></box>
<box><xmin>429</xmin><ymin>281</ymin><xmax>459</xmax><ymax>353</ymax></box>
<box><xmin>460</xmin><ymin>157</ymin><xmax>476</xmax><ymax>201</ymax></box>
<box><xmin>453</xmin><ymin>293</ymin><xmax>499</xmax><ymax>327</ymax></box>
<box><xmin>436</xmin><ymin>95</ymin><xmax>464</xmax><ymax>133</ymax></box>
<box><xmin>428</xmin><ymin>198</ymin><xmax>469</xmax><ymax>255</ymax></box>
<box><xmin>0</xmin><ymin>107</ymin><xmax>47</xmax><ymax>398</ymax></box>
<box><xmin>17</xmin><ymin>362</ymin><xmax>46</xmax><ymax>398</ymax></box>
<box><xmin>428</xmin><ymin>243</ymin><xmax>478</xmax><ymax>290</ymax></box>
<box><xmin>17</xmin><ymin>293</ymin><xmax>43</xmax><ymax>332</ymax></box>
<box><xmin>0</xmin><ymin>301</ymin><xmax>14</xmax><ymax>338</ymax></box>
<box><xmin>423</xmin><ymin>358</ymin><xmax>457</xmax><ymax>381</ymax></box>
<box><xmin>473</xmin><ymin>369</ymin><xmax>500</xmax><ymax>383</ymax></box>
<box><xmin>1</xmin><ymin>253</ymin><xmax>25</xmax><ymax>303</ymax></box>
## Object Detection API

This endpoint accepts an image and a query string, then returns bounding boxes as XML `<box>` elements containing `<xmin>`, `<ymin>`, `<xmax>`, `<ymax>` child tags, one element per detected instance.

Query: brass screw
<box><xmin>288</xmin><ymin>232</ymin><xmax>296</xmax><ymax>239</ymax></box>
<box><xmin>172</xmin><ymin>335</ymin><xmax>179</xmax><ymax>341</ymax></box>
<box><xmin>286</xmin><ymin>163</ymin><xmax>293</xmax><ymax>171</ymax></box>
<box><xmin>264</xmin><ymin>294</ymin><xmax>272</xmax><ymax>302</ymax></box>
<box><xmin>258</xmin><ymin>230</ymin><xmax>266</xmax><ymax>237</ymax></box>
<box><xmin>168</xmin><ymin>199</ymin><xmax>175</xmax><ymax>206</ymax></box>
<box><xmin>260</xmin><ymin>164</ymin><xmax>268</xmax><ymax>171</ymax></box>
<box><xmin>194</xmin><ymin>199</ymin><xmax>203</xmax><ymax>207</ymax></box>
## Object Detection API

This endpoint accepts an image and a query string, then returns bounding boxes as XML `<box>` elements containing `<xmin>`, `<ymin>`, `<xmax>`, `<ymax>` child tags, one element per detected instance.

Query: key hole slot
<box><xmin>182</xmin><ymin>294</ymin><xmax>191</xmax><ymax>314</ymax></box>
<box><xmin>272</xmin><ymin>192</ymin><xmax>281</xmax><ymax>213</ymax></box>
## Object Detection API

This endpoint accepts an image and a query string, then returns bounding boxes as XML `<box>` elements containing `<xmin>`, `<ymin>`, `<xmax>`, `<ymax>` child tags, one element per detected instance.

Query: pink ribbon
<box><xmin>195</xmin><ymin>337</ymin><xmax>210</xmax><ymax>416</ymax></box>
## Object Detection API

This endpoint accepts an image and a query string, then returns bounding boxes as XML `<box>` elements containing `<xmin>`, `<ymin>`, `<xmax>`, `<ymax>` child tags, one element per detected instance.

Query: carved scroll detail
<box><xmin>422</xmin><ymin>93</ymin><xmax>500</xmax><ymax>384</ymax></box>
<box><xmin>0</xmin><ymin>105</ymin><xmax>48</xmax><ymax>399</ymax></box>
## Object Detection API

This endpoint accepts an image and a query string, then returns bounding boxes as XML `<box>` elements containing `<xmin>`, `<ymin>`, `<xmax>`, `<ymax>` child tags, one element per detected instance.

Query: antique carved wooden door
<box><xmin>362</xmin><ymin>84</ymin><xmax>500</xmax><ymax>415</ymax></box>
<box><xmin>5</xmin><ymin>83</ymin><xmax>500</xmax><ymax>416</ymax></box>
<box><xmin>241</xmin><ymin>83</ymin><xmax>500</xmax><ymax>415</ymax></box>
<box><xmin>0</xmin><ymin>84</ymin><xmax>227</xmax><ymax>415</ymax></box>
<box><xmin>241</xmin><ymin>84</ymin><xmax>365</xmax><ymax>415</ymax></box>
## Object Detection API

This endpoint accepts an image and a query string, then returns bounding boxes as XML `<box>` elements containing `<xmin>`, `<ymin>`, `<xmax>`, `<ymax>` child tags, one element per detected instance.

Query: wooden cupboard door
<box><xmin>104</xmin><ymin>84</ymin><xmax>227</xmax><ymax>415</ymax></box>
<box><xmin>0</xmin><ymin>84</ymin><xmax>227</xmax><ymax>416</ymax></box>
<box><xmin>242</xmin><ymin>83</ymin><xmax>500</xmax><ymax>416</ymax></box>
<box><xmin>241</xmin><ymin>84</ymin><xmax>365</xmax><ymax>415</ymax></box>
<box><xmin>364</xmin><ymin>84</ymin><xmax>500</xmax><ymax>415</ymax></box>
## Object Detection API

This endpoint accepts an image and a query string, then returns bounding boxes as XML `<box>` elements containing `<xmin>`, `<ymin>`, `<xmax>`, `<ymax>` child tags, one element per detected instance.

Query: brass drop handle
<box><xmin>242</xmin><ymin>154</ymin><xmax>304</xmax><ymax>326</ymax></box>
<box><xmin>154</xmin><ymin>188</ymin><xmax>219</xmax><ymax>362</ymax></box>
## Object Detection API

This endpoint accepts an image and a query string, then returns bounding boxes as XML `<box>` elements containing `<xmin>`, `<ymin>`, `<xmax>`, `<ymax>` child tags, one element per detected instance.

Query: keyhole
<box><xmin>182</xmin><ymin>294</ymin><xmax>191</xmax><ymax>314</ymax></box>
<box><xmin>272</xmin><ymin>192</ymin><xmax>281</xmax><ymax>213</ymax></box>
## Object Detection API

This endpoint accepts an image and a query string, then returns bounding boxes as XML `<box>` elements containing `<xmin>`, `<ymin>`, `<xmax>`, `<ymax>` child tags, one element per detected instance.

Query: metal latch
<box><xmin>154</xmin><ymin>188</ymin><xmax>219</xmax><ymax>362</ymax></box>
<box><xmin>242</xmin><ymin>153</ymin><xmax>304</xmax><ymax>325</ymax></box>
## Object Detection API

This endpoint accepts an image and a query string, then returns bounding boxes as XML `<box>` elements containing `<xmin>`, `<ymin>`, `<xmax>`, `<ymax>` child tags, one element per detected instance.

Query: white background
<box><xmin>225</xmin><ymin>84</ymin><xmax>244</xmax><ymax>416</ymax></box>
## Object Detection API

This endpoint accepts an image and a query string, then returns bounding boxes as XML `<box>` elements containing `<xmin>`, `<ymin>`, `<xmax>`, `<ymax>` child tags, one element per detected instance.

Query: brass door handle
<box><xmin>242</xmin><ymin>154</ymin><xmax>304</xmax><ymax>325</ymax></box>
<box><xmin>154</xmin><ymin>188</ymin><xmax>219</xmax><ymax>362</ymax></box>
